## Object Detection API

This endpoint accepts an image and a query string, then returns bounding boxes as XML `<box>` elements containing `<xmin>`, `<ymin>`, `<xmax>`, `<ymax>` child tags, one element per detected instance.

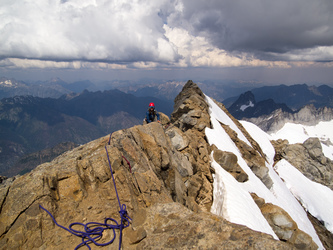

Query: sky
<box><xmin>1</xmin><ymin>0</ymin><xmax>333</xmax><ymax>85</ymax></box>
<box><xmin>205</xmin><ymin>95</ymin><xmax>333</xmax><ymax>249</ymax></box>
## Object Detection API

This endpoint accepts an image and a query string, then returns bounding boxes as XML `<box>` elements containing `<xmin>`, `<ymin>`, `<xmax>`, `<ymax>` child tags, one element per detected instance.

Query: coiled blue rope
<box><xmin>39</xmin><ymin>144</ymin><xmax>131</xmax><ymax>250</ymax></box>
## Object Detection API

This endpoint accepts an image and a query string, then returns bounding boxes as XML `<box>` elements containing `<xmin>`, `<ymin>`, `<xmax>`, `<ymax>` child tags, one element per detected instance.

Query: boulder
<box><xmin>165</xmin><ymin>126</ymin><xmax>189</xmax><ymax>151</ymax></box>
<box><xmin>213</xmin><ymin>149</ymin><xmax>248</xmax><ymax>182</ymax></box>
<box><xmin>159</xmin><ymin>111</ymin><xmax>170</xmax><ymax>126</ymax></box>
<box><xmin>303</xmin><ymin>137</ymin><xmax>326</xmax><ymax>164</ymax></box>
<box><xmin>261</xmin><ymin>203</ymin><xmax>318</xmax><ymax>249</ymax></box>
<box><xmin>272</xmin><ymin>138</ymin><xmax>333</xmax><ymax>190</ymax></box>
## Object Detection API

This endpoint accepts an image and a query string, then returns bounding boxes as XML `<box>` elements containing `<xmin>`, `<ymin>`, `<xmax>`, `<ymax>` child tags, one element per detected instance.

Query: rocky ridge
<box><xmin>0</xmin><ymin>81</ymin><xmax>331</xmax><ymax>249</ymax></box>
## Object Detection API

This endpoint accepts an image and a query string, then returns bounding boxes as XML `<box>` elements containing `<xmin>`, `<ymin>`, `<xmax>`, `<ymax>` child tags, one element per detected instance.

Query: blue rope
<box><xmin>39</xmin><ymin>145</ymin><xmax>131</xmax><ymax>250</ymax></box>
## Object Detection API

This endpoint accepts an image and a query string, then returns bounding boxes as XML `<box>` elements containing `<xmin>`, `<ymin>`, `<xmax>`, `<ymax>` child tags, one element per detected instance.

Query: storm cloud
<box><xmin>0</xmin><ymin>0</ymin><xmax>333</xmax><ymax>69</ymax></box>
<box><xmin>171</xmin><ymin>0</ymin><xmax>333</xmax><ymax>61</ymax></box>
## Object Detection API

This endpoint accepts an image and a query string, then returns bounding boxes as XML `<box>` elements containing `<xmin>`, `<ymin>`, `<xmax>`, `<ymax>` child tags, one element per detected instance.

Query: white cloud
<box><xmin>0</xmin><ymin>0</ymin><xmax>179</xmax><ymax>63</ymax></box>
<box><xmin>0</xmin><ymin>58</ymin><xmax>128</xmax><ymax>71</ymax></box>
<box><xmin>279</xmin><ymin>46</ymin><xmax>333</xmax><ymax>62</ymax></box>
<box><xmin>0</xmin><ymin>0</ymin><xmax>333</xmax><ymax>72</ymax></box>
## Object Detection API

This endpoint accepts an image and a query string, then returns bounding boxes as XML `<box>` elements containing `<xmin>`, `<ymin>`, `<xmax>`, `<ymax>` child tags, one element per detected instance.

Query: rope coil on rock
<box><xmin>39</xmin><ymin>139</ymin><xmax>131</xmax><ymax>250</ymax></box>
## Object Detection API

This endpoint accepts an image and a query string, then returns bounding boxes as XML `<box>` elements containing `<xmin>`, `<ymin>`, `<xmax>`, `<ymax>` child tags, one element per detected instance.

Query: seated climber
<box><xmin>144</xmin><ymin>102</ymin><xmax>161</xmax><ymax>124</ymax></box>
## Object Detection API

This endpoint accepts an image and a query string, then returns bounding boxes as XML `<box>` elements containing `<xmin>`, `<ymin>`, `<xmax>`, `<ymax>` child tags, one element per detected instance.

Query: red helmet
<box><xmin>149</xmin><ymin>102</ymin><xmax>155</xmax><ymax>109</ymax></box>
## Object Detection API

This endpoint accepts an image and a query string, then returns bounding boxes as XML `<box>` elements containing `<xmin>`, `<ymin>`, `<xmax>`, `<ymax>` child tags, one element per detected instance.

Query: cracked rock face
<box><xmin>272</xmin><ymin>137</ymin><xmax>333</xmax><ymax>190</ymax></box>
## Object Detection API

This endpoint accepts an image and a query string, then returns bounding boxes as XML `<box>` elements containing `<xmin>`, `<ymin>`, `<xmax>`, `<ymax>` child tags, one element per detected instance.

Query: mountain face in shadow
<box><xmin>225</xmin><ymin>84</ymin><xmax>333</xmax><ymax>111</ymax></box>
<box><xmin>228</xmin><ymin>91</ymin><xmax>293</xmax><ymax>119</ymax></box>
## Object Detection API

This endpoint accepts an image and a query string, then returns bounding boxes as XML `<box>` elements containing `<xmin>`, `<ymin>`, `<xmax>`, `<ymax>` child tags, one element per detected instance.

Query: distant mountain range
<box><xmin>3</xmin><ymin>142</ymin><xmax>78</xmax><ymax>177</ymax></box>
<box><xmin>3</xmin><ymin>77</ymin><xmax>332</xmax><ymax>111</ymax></box>
<box><xmin>224</xmin><ymin>84</ymin><xmax>333</xmax><ymax>112</ymax></box>
<box><xmin>1</xmin><ymin>76</ymin><xmax>333</xmax><ymax>177</ymax></box>
<box><xmin>0</xmin><ymin>77</ymin><xmax>72</xmax><ymax>99</ymax></box>
<box><xmin>0</xmin><ymin>89</ymin><xmax>172</xmax><ymax>176</ymax></box>
<box><xmin>228</xmin><ymin>91</ymin><xmax>293</xmax><ymax>120</ymax></box>
<box><xmin>0</xmin><ymin>76</ymin><xmax>263</xmax><ymax>102</ymax></box>
<box><xmin>226</xmin><ymin>84</ymin><xmax>333</xmax><ymax>133</ymax></box>
<box><xmin>117</xmin><ymin>80</ymin><xmax>257</xmax><ymax>102</ymax></box>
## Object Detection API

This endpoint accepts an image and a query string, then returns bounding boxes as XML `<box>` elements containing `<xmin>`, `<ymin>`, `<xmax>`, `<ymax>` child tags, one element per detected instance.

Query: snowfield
<box><xmin>205</xmin><ymin>95</ymin><xmax>333</xmax><ymax>249</ymax></box>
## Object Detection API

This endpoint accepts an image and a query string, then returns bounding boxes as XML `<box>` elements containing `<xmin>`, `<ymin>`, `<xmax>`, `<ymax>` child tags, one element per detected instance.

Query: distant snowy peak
<box><xmin>229</xmin><ymin>91</ymin><xmax>256</xmax><ymax>111</ymax></box>
<box><xmin>228</xmin><ymin>91</ymin><xmax>292</xmax><ymax>120</ymax></box>
<box><xmin>0</xmin><ymin>80</ymin><xmax>14</xmax><ymax>87</ymax></box>
<box><xmin>225</xmin><ymin>84</ymin><xmax>333</xmax><ymax>110</ymax></box>
<box><xmin>0</xmin><ymin>78</ymin><xmax>25</xmax><ymax>88</ymax></box>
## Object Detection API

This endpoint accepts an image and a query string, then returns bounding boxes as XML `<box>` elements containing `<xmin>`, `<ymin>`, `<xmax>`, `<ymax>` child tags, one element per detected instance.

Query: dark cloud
<box><xmin>173</xmin><ymin>0</ymin><xmax>333</xmax><ymax>61</ymax></box>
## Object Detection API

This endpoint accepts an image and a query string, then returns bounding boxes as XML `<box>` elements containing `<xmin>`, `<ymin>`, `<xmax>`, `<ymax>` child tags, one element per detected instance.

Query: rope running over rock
<box><xmin>39</xmin><ymin>143</ymin><xmax>131</xmax><ymax>250</ymax></box>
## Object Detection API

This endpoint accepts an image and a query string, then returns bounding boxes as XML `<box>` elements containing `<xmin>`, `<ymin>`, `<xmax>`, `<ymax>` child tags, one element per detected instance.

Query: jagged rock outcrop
<box><xmin>307</xmin><ymin>212</ymin><xmax>333</xmax><ymax>250</ymax></box>
<box><xmin>245</xmin><ymin>104</ymin><xmax>333</xmax><ymax>133</ymax></box>
<box><xmin>129</xmin><ymin>202</ymin><xmax>291</xmax><ymax>249</ymax></box>
<box><xmin>169</xmin><ymin>80</ymin><xmax>213</xmax><ymax>212</ymax></box>
<box><xmin>0</xmin><ymin>80</ymin><xmax>328</xmax><ymax>249</ymax></box>
<box><xmin>272</xmin><ymin>137</ymin><xmax>333</xmax><ymax>190</ymax></box>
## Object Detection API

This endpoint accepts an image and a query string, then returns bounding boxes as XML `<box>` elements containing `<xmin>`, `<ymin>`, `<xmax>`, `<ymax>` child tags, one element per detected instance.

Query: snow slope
<box><xmin>204</xmin><ymin>95</ymin><xmax>333</xmax><ymax>249</ymax></box>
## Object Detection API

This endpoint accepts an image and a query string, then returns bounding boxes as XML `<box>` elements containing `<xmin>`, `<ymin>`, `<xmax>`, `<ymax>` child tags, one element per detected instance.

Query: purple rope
<box><xmin>108</xmin><ymin>132</ymin><xmax>113</xmax><ymax>145</ymax></box>
<box><xmin>39</xmin><ymin>145</ymin><xmax>131</xmax><ymax>250</ymax></box>
<box><xmin>39</xmin><ymin>205</ymin><xmax>125</xmax><ymax>250</ymax></box>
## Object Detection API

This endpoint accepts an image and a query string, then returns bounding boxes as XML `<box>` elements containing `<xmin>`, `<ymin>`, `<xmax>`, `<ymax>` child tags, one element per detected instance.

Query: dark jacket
<box><xmin>145</xmin><ymin>109</ymin><xmax>160</xmax><ymax>123</ymax></box>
